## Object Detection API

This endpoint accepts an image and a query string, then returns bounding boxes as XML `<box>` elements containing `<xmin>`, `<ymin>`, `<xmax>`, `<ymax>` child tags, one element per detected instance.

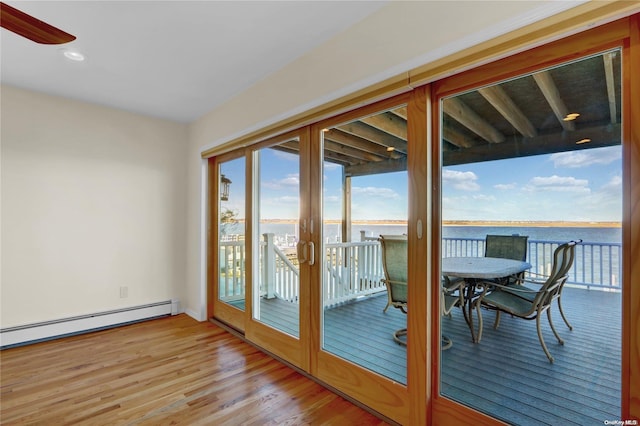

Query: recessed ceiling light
<box><xmin>576</xmin><ymin>138</ymin><xmax>591</xmax><ymax>144</ymax></box>
<box><xmin>62</xmin><ymin>49</ymin><xmax>85</xmax><ymax>62</ymax></box>
<box><xmin>386</xmin><ymin>147</ymin><xmax>395</xmax><ymax>152</ymax></box>
<box><xmin>563</xmin><ymin>112</ymin><xmax>580</xmax><ymax>121</ymax></box>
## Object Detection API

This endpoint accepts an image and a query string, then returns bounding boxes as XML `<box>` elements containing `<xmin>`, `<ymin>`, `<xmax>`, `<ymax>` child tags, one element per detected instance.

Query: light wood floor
<box><xmin>0</xmin><ymin>315</ymin><xmax>388</xmax><ymax>425</ymax></box>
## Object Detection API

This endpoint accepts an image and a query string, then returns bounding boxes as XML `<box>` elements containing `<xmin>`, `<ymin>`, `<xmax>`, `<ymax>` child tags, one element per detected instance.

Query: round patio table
<box><xmin>442</xmin><ymin>257</ymin><xmax>531</xmax><ymax>343</ymax></box>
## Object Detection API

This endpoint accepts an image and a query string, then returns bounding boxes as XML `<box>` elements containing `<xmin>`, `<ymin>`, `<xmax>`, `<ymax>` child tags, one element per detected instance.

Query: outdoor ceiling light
<box><xmin>563</xmin><ymin>112</ymin><xmax>580</xmax><ymax>121</ymax></box>
<box><xmin>576</xmin><ymin>138</ymin><xmax>591</xmax><ymax>144</ymax></box>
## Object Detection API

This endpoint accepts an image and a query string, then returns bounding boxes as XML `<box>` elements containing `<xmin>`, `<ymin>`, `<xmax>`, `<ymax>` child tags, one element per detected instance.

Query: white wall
<box><xmin>1</xmin><ymin>86</ymin><xmax>188</xmax><ymax>328</ymax></box>
<box><xmin>184</xmin><ymin>1</ymin><xmax>581</xmax><ymax>319</ymax></box>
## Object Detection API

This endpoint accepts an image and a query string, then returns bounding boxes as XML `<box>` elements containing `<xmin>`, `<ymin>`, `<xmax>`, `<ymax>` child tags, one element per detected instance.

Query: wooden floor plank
<box><xmin>0</xmin><ymin>315</ymin><xmax>387</xmax><ymax>425</ymax></box>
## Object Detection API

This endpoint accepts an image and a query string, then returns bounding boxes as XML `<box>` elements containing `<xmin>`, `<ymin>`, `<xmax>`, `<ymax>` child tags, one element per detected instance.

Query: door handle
<box><xmin>297</xmin><ymin>240</ymin><xmax>307</xmax><ymax>264</ymax></box>
<box><xmin>308</xmin><ymin>242</ymin><xmax>315</xmax><ymax>266</ymax></box>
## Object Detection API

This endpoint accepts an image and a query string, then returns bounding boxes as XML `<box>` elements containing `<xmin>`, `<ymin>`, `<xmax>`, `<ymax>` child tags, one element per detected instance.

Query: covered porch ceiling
<box><xmin>275</xmin><ymin>50</ymin><xmax>621</xmax><ymax>176</ymax></box>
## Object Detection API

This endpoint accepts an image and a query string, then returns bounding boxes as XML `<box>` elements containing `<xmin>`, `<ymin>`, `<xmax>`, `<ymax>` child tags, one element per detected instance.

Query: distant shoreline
<box><xmin>258</xmin><ymin>219</ymin><xmax>621</xmax><ymax>228</ymax></box>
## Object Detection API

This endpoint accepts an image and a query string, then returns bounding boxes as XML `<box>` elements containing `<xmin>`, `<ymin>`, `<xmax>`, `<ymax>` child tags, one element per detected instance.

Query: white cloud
<box><xmin>262</xmin><ymin>173</ymin><xmax>300</xmax><ymax>190</ymax></box>
<box><xmin>603</xmin><ymin>175</ymin><xmax>622</xmax><ymax>190</ymax></box>
<box><xmin>472</xmin><ymin>194</ymin><xmax>495</xmax><ymax>201</ymax></box>
<box><xmin>525</xmin><ymin>175</ymin><xmax>590</xmax><ymax>193</ymax></box>
<box><xmin>443</xmin><ymin>169</ymin><xmax>480</xmax><ymax>191</ymax></box>
<box><xmin>573</xmin><ymin>176</ymin><xmax>623</xmax><ymax>219</ymax></box>
<box><xmin>352</xmin><ymin>186</ymin><xmax>400</xmax><ymax>199</ymax></box>
<box><xmin>550</xmin><ymin>146</ymin><xmax>621</xmax><ymax>168</ymax></box>
<box><xmin>494</xmin><ymin>183</ymin><xmax>517</xmax><ymax>190</ymax></box>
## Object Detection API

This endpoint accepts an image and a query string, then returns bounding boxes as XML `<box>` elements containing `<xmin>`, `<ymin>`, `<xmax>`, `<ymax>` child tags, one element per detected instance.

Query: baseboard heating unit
<box><xmin>0</xmin><ymin>300</ymin><xmax>179</xmax><ymax>349</ymax></box>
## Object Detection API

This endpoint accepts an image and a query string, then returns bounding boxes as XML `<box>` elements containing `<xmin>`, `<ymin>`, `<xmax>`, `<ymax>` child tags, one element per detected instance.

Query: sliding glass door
<box><xmin>210</xmin><ymin>152</ymin><xmax>247</xmax><ymax>331</ymax></box>
<box><xmin>311</xmin><ymin>94</ymin><xmax>415</xmax><ymax>424</ymax></box>
<box><xmin>432</xmin><ymin>42</ymin><xmax>626</xmax><ymax>426</ymax></box>
<box><xmin>245</xmin><ymin>130</ymin><xmax>311</xmax><ymax>370</ymax></box>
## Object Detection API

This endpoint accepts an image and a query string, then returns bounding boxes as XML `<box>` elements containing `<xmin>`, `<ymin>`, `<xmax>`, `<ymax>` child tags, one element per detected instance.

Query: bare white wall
<box><xmin>185</xmin><ymin>1</ymin><xmax>582</xmax><ymax>319</ymax></box>
<box><xmin>1</xmin><ymin>86</ymin><xmax>188</xmax><ymax>328</ymax></box>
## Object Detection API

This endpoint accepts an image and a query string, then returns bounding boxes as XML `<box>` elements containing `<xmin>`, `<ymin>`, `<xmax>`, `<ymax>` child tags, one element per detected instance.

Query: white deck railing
<box><xmin>218</xmin><ymin>233</ymin><xmax>386</xmax><ymax>306</ymax></box>
<box><xmin>261</xmin><ymin>233</ymin><xmax>300</xmax><ymax>303</ymax></box>
<box><xmin>324</xmin><ymin>240</ymin><xmax>385</xmax><ymax>307</ymax></box>
<box><xmin>442</xmin><ymin>237</ymin><xmax>622</xmax><ymax>291</ymax></box>
<box><xmin>218</xmin><ymin>234</ymin><xmax>622</xmax><ymax>306</ymax></box>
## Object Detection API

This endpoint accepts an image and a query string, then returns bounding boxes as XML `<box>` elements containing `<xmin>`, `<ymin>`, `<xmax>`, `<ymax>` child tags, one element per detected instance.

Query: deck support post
<box><xmin>264</xmin><ymin>233</ymin><xmax>276</xmax><ymax>299</ymax></box>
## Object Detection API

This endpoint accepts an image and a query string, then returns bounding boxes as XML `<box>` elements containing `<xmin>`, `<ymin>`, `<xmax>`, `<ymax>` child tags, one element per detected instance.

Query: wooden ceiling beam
<box><xmin>477</xmin><ymin>85</ymin><xmax>537</xmax><ymax>138</ymax></box>
<box><xmin>390</xmin><ymin>106</ymin><xmax>407</xmax><ymax>120</ymax></box>
<box><xmin>337</xmin><ymin>121</ymin><xmax>408</xmax><ymax>155</ymax></box>
<box><xmin>323</xmin><ymin>129</ymin><xmax>401</xmax><ymax>159</ymax></box>
<box><xmin>603</xmin><ymin>51</ymin><xmax>618</xmax><ymax>124</ymax></box>
<box><xmin>443</xmin><ymin>126</ymin><xmax>479</xmax><ymax>148</ymax></box>
<box><xmin>532</xmin><ymin>70</ymin><xmax>575</xmax><ymax>131</ymax></box>
<box><xmin>323</xmin><ymin>139</ymin><xmax>387</xmax><ymax>163</ymax></box>
<box><xmin>359</xmin><ymin>111</ymin><xmax>407</xmax><ymax>140</ymax></box>
<box><xmin>345</xmin><ymin>156</ymin><xmax>408</xmax><ymax>177</ymax></box>
<box><xmin>278</xmin><ymin>140</ymin><xmax>352</xmax><ymax>167</ymax></box>
<box><xmin>443</xmin><ymin>123</ymin><xmax>620</xmax><ymax>166</ymax></box>
<box><xmin>443</xmin><ymin>97</ymin><xmax>506</xmax><ymax>143</ymax></box>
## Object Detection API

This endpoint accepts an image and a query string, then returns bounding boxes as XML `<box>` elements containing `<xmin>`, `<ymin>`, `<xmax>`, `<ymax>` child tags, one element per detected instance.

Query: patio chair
<box><xmin>485</xmin><ymin>234</ymin><xmax>529</xmax><ymax>261</ymax></box>
<box><xmin>380</xmin><ymin>235</ymin><xmax>464</xmax><ymax>348</ymax></box>
<box><xmin>441</xmin><ymin>276</ymin><xmax>465</xmax><ymax>350</ymax></box>
<box><xmin>485</xmin><ymin>234</ymin><xmax>528</xmax><ymax>284</ymax></box>
<box><xmin>473</xmin><ymin>240</ymin><xmax>579</xmax><ymax>363</ymax></box>
<box><xmin>503</xmin><ymin>240</ymin><xmax>581</xmax><ymax>331</ymax></box>
<box><xmin>379</xmin><ymin>235</ymin><xmax>408</xmax><ymax>345</ymax></box>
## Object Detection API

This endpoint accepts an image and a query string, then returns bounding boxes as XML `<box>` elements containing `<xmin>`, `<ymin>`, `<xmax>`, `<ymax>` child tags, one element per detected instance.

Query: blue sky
<box><xmin>220</xmin><ymin>145</ymin><xmax>622</xmax><ymax>223</ymax></box>
<box><xmin>442</xmin><ymin>145</ymin><xmax>622</xmax><ymax>222</ymax></box>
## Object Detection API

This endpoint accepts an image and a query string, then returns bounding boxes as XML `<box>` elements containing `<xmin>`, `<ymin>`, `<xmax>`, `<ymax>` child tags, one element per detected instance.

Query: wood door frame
<box><xmin>429</xmin><ymin>16</ymin><xmax>638</xmax><ymax>424</ymax></box>
<box><xmin>309</xmin><ymin>92</ymin><xmax>413</xmax><ymax>425</ymax></box>
<box><xmin>205</xmin><ymin>13</ymin><xmax>640</xmax><ymax>424</ymax></box>
<box><xmin>244</xmin><ymin>128</ymin><xmax>311</xmax><ymax>372</ymax></box>
<box><xmin>208</xmin><ymin>150</ymin><xmax>248</xmax><ymax>332</ymax></box>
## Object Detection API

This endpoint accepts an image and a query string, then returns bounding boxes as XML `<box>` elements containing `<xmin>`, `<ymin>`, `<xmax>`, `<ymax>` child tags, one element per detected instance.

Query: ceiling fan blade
<box><xmin>1</xmin><ymin>1</ymin><xmax>75</xmax><ymax>44</ymax></box>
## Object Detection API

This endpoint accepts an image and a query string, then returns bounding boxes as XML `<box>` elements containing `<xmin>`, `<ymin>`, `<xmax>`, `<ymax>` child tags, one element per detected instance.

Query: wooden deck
<box><xmin>258</xmin><ymin>287</ymin><xmax>621</xmax><ymax>425</ymax></box>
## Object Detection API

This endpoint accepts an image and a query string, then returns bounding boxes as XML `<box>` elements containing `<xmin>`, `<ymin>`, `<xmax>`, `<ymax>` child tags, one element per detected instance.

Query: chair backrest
<box><xmin>485</xmin><ymin>234</ymin><xmax>529</xmax><ymax>261</ymax></box>
<box><xmin>556</xmin><ymin>239</ymin><xmax>582</xmax><ymax>278</ymax></box>
<box><xmin>532</xmin><ymin>240</ymin><xmax>580</xmax><ymax>306</ymax></box>
<box><xmin>379</xmin><ymin>235</ymin><xmax>408</xmax><ymax>304</ymax></box>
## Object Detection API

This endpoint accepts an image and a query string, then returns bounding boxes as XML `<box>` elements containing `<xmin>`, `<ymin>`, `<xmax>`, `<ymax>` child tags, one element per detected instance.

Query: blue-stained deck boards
<box><xmin>236</xmin><ymin>287</ymin><xmax>621</xmax><ymax>426</ymax></box>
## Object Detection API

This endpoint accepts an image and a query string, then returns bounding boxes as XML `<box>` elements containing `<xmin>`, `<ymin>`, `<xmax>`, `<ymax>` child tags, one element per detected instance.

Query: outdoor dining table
<box><xmin>441</xmin><ymin>256</ymin><xmax>532</xmax><ymax>343</ymax></box>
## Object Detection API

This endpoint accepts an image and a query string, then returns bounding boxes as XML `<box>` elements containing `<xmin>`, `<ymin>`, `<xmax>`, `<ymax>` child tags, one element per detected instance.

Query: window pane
<box><xmin>321</xmin><ymin>107</ymin><xmax>409</xmax><ymax>384</ymax></box>
<box><xmin>439</xmin><ymin>51</ymin><xmax>622</xmax><ymax>424</ymax></box>
<box><xmin>218</xmin><ymin>157</ymin><xmax>246</xmax><ymax>310</ymax></box>
<box><xmin>253</xmin><ymin>142</ymin><xmax>301</xmax><ymax>338</ymax></box>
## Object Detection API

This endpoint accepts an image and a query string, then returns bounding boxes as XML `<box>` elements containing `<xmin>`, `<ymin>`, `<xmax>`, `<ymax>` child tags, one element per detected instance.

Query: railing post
<box><xmin>264</xmin><ymin>233</ymin><xmax>276</xmax><ymax>299</ymax></box>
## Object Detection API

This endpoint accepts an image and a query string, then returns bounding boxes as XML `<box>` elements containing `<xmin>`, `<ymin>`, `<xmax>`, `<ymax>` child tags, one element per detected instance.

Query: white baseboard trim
<box><xmin>185</xmin><ymin>308</ymin><xmax>203</xmax><ymax>321</ymax></box>
<box><xmin>0</xmin><ymin>300</ymin><xmax>177</xmax><ymax>348</ymax></box>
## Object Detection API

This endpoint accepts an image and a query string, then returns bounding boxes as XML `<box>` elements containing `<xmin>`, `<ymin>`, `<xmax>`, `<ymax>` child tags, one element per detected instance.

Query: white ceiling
<box><xmin>0</xmin><ymin>1</ymin><xmax>388</xmax><ymax>123</ymax></box>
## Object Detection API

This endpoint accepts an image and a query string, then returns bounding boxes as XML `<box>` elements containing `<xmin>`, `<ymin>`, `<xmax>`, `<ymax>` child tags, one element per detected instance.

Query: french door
<box><xmin>210</xmin><ymin>130</ymin><xmax>312</xmax><ymax>371</ymax></box>
<box><xmin>309</xmin><ymin>92</ymin><xmax>422</xmax><ymax>425</ymax></box>
<box><xmin>244</xmin><ymin>130</ymin><xmax>312</xmax><ymax>370</ymax></box>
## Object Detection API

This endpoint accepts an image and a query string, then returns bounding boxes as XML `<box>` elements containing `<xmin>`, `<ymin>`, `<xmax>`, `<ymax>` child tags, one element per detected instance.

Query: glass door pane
<box><xmin>217</xmin><ymin>156</ymin><xmax>246</xmax><ymax>311</ymax></box>
<box><xmin>321</xmin><ymin>106</ymin><xmax>409</xmax><ymax>384</ymax></box>
<box><xmin>438</xmin><ymin>51</ymin><xmax>622</xmax><ymax>424</ymax></box>
<box><xmin>252</xmin><ymin>139</ymin><xmax>302</xmax><ymax>338</ymax></box>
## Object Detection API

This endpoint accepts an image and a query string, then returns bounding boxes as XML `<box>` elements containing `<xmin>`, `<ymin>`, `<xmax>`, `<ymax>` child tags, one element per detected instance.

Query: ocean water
<box><xmin>258</xmin><ymin>223</ymin><xmax>621</xmax><ymax>245</ymax></box>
